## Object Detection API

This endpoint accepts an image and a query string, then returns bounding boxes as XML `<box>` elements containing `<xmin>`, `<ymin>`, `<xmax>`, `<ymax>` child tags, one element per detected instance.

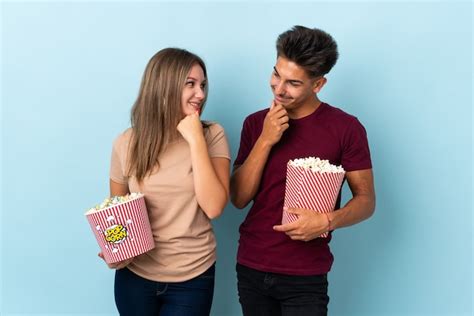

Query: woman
<box><xmin>102</xmin><ymin>48</ymin><xmax>230</xmax><ymax>315</ymax></box>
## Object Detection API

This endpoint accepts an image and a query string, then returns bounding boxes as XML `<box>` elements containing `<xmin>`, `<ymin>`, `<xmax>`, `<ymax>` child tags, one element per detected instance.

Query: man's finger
<box><xmin>278</xmin><ymin>116</ymin><xmax>289</xmax><ymax>124</ymax></box>
<box><xmin>273</xmin><ymin>222</ymin><xmax>297</xmax><ymax>232</ymax></box>
<box><xmin>270</xmin><ymin>100</ymin><xmax>276</xmax><ymax>110</ymax></box>
<box><xmin>284</xmin><ymin>207</ymin><xmax>304</xmax><ymax>215</ymax></box>
<box><xmin>273</xmin><ymin>105</ymin><xmax>287</xmax><ymax>115</ymax></box>
<box><xmin>273</xmin><ymin>224</ymin><xmax>285</xmax><ymax>232</ymax></box>
<box><xmin>272</xmin><ymin>103</ymin><xmax>286</xmax><ymax>113</ymax></box>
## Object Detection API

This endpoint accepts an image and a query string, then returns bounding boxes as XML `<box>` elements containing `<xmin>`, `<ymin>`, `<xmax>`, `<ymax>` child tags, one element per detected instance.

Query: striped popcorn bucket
<box><xmin>283</xmin><ymin>163</ymin><xmax>345</xmax><ymax>238</ymax></box>
<box><xmin>85</xmin><ymin>195</ymin><xmax>155</xmax><ymax>263</ymax></box>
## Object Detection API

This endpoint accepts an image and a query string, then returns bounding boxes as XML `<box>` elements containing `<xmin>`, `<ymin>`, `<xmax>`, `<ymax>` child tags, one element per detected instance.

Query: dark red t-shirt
<box><xmin>234</xmin><ymin>102</ymin><xmax>372</xmax><ymax>275</ymax></box>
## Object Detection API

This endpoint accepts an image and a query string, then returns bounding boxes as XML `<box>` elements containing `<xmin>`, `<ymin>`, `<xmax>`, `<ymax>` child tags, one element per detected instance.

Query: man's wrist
<box><xmin>325</xmin><ymin>212</ymin><xmax>333</xmax><ymax>231</ymax></box>
<box><xmin>255</xmin><ymin>136</ymin><xmax>273</xmax><ymax>150</ymax></box>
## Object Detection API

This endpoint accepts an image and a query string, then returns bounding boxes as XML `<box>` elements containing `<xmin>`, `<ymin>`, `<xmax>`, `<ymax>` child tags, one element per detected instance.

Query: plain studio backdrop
<box><xmin>1</xmin><ymin>1</ymin><xmax>472</xmax><ymax>315</ymax></box>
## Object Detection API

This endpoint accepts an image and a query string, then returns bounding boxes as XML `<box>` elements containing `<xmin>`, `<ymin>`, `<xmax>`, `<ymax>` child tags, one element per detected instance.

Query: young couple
<box><xmin>101</xmin><ymin>25</ymin><xmax>375</xmax><ymax>316</ymax></box>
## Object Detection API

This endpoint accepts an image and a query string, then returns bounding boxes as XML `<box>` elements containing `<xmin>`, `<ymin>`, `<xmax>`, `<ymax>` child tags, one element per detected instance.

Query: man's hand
<box><xmin>260</xmin><ymin>102</ymin><xmax>289</xmax><ymax>146</ymax></box>
<box><xmin>273</xmin><ymin>207</ymin><xmax>330</xmax><ymax>241</ymax></box>
<box><xmin>98</xmin><ymin>252</ymin><xmax>133</xmax><ymax>270</ymax></box>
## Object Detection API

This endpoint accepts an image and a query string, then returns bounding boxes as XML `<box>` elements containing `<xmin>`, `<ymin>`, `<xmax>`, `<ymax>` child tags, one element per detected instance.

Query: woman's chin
<box><xmin>182</xmin><ymin>110</ymin><xmax>200</xmax><ymax>117</ymax></box>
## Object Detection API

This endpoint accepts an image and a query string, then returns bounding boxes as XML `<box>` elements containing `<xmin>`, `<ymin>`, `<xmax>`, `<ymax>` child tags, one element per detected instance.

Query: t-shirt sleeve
<box><xmin>110</xmin><ymin>135</ymin><xmax>128</xmax><ymax>184</ymax></box>
<box><xmin>234</xmin><ymin>116</ymin><xmax>253</xmax><ymax>166</ymax></box>
<box><xmin>341</xmin><ymin>118</ymin><xmax>372</xmax><ymax>172</ymax></box>
<box><xmin>207</xmin><ymin>123</ymin><xmax>231</xmax><ymax>160</ymax></box>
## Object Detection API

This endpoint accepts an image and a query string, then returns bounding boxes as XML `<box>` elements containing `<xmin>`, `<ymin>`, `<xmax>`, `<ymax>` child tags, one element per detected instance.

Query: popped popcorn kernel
<box><xmin>87</xmin><ymin>192</ymin><xmax>144</xmax><ymax>213</ymax></box>
<box><xmin>289</xmin><ymin>157</ymin><xmax>344</xmax><ymax>173</ymax></box>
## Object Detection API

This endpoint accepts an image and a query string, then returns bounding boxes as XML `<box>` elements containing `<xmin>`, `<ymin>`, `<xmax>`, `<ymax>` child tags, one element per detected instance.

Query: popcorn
<box><xmin>283</xmin><ymin>157</ymin><xmax>345</xmax><ymax>238</ymax></box>
<box><xmin>85</xmin><ymin>192</ymin><xmax>154</xmax><ymax>263</ymax></box>
<box><xmin>87</xmin><ymin>192</ymin><xmax>143</xmax><ymax>214</ymax></box>
<box><xmin>289</xmin><ymin>157</ymin><xmax>344</xmax><ymax>173</ymax></box>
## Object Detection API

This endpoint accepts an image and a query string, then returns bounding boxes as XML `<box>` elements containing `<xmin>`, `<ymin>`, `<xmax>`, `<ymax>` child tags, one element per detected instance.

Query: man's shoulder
<box><xmin>240</xmin><ymin>108</ymin><xmax>269</xmax><ymax>129</ymax></box>
<box><xmin>323</xmin><ymin>103</ymin><xmax>358</xmax><ymax>122</ymax></box>
<box><xmin>245</xmin><ymin>108</ymin><xmax>269</xmax><ymax>121</ymax></box>
<box><xmin>321</xmin><ymin>103</ymin><xmax>370</xmax><ymax>142</ymax></box>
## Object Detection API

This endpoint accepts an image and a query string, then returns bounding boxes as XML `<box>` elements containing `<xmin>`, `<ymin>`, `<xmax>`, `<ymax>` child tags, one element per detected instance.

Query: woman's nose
<box><xmin>195</xmin><ymin>87</ymin><xmax>205</xmax><ymax>99</ymax></box>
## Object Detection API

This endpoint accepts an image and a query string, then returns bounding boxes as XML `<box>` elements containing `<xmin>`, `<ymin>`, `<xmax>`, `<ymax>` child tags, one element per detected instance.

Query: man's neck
<box><xmin>287</xmin><ymin>98</ymin><xmax>322</xmax><ymax>120</ymax></box>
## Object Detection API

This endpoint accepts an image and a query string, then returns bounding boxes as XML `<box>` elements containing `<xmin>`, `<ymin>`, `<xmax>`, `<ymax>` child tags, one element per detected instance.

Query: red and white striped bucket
<box><xmin>85</xmin><ymin>195</ymin><xmax>155</xmax><ymax>263</ymax></box>
<box><xmin>283</xmin><ymin>163</ymin><xmax>345</xmax><ymax>238</ymax></box>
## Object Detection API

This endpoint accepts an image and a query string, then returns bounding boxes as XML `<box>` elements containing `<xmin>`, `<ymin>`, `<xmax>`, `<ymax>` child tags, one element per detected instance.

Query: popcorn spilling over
<box><xmin>289</xmin><ymin>157</ymin><xmax>344</xmax><ymax>173</ymax></box>
<box><xmin>87</xmin><ymin>192</ymin><xmax>143</xmax><ymax>213</ymax></box>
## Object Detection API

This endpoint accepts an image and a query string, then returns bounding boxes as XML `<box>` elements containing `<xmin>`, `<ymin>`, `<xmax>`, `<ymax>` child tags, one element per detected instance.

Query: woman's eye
<box><xmin>186</xmin><ymin>81</ymin><xmax>194</xmax><ymax>87</ymax></box>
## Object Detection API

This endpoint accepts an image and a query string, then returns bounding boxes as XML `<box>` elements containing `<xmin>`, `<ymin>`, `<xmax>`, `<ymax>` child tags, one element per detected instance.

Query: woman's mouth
<box><xmin>189</xmin><ymin>102</ymin><xmax>201</xmax><ymax>112</ymax></box>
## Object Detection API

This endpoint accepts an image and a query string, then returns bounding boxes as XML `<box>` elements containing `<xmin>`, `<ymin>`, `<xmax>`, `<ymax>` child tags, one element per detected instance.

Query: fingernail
<box><xmin>283</xmin><ymin>207</ymin><xmax>288</xmax><ymax>211</ymax></box>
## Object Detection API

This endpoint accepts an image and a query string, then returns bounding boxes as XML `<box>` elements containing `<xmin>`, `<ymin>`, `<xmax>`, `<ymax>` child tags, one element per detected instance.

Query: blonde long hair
<box><xmin>127</xmin><ymin>48</ymin><xmax>208</xmax><ymax>182</ymax></box>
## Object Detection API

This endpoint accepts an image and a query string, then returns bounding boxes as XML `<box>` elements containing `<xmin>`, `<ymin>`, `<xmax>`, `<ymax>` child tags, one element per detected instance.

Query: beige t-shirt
<box><xmin>110</xmin><ymin>123</ymin><xmax>230</xmax><ymax>282</ymax></box>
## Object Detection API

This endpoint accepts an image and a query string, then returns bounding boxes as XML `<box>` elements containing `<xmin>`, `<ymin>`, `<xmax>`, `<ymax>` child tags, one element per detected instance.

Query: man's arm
<box><xmin>230</xmin><ymin>139</ymin><xmax>272</xmax><ymax>209</ymax></box>
<box><xmin>329</xmin><ymin>169</ymin><xmax>375</xmax><ymax>229</ymax></box>
<box><xmin>230</xmin><ymin>103</ymin><xmax>289</xmax><ymax>209</ymax></box>
<box><xmin>273</xmin><ymin>169</ymin><xmax>375</xmax><ymax>241</ymax></box>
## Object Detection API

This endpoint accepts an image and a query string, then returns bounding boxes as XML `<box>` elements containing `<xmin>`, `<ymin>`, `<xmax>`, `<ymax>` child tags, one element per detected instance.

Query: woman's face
<box><xmin>181</xmin><ymin>64</ymin><xmax>206</xmax><ymax>116</ymax></box>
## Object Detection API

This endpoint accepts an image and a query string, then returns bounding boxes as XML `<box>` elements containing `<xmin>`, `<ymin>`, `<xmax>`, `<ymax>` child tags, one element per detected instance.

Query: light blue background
<box><xmin>1</xmin><ymin>1</ymin><xmax>472</xmax><ymax>315</ymax></box>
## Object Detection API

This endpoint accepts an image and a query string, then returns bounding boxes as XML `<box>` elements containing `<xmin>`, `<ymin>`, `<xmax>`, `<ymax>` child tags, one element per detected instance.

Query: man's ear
<box><xmin>312</xmin><ymin>77</ymin><xmax>327</xmax><ymax>94</ymax></box>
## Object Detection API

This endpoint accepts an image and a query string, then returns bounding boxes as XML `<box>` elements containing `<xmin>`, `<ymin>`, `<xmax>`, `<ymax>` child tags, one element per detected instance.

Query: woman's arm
<box><xmin>178</xmin><ymin>114</ymin><xmax>230</xmax><ymax>219</ymax></box>
<box><xmin>110</xmin><ymin>179</ymin><xmax>129</xmax><ymax>197</ymax></box>
<box><xmin>190</xmin><ymin>145</ymin><xmax>230</xmax><ymax>219</ymax></box>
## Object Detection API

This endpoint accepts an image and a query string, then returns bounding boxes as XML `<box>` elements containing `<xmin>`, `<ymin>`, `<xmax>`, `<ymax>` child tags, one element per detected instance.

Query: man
<box><xmin>230</xmin><ymin>25</ymin><xmax>376</xmax><ymax>316</ymax></box>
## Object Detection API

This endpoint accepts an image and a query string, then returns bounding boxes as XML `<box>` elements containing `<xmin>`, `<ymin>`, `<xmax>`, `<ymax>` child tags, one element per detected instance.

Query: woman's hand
<box><xmin>177</xmin><ymin>112</ymin><xmax>204</xmax><ymax>146</ymax></box>
<box><xmin>98</xmin><ymin>252</ymin><xmax>133</xmax><ymax>270</ymax></box>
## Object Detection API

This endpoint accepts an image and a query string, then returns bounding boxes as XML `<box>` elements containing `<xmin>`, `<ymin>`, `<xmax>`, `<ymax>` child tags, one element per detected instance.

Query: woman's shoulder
<box><xmin>203</xmin><ymin>121</ymin><xmax>228</xmax><ymax>145</ymax></box>
<box><xmin>112</xmin><ymin>128</ymin><xmax>133</xmax><ymax>150</ymax></box>
<box><xmin>203</xmin><ymin>121</ymin><xmax>226</xmax><ymax>135</ymax></box>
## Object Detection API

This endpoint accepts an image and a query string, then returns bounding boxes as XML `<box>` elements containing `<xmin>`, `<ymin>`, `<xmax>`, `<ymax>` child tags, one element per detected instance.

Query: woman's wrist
<box><xmin>188</xmin><ymin>134</ymin><xmax>206</xmax><ymax>150</ymax></box>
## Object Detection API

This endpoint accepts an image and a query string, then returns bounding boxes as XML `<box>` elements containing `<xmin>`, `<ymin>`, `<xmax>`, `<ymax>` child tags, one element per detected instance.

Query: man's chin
<box><xmin>279</xmin><ymin>102</ymin><xmax>293</xmax><ymax>109</ymax></box>
<box><xmin>274</xmin><ymin>99</ymin><xmax>292</xmax><ymax>108</ymax></box>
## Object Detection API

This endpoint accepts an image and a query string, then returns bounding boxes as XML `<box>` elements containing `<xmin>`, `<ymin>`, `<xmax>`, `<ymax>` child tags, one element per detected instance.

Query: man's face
<box><xmin>270</xmin><ymin>56</ymin><xmax>323</xmax><ymax>113</ymax></box>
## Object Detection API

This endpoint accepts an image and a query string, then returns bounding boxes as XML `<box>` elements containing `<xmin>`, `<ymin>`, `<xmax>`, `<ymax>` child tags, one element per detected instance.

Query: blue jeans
<box><xmin>114</xmin><ymin>264</ymin><xmax>215</xmax><ymax>316</ymax></box>
<box><xmin>236</xmin><ymin>263</ymin><xmax>329</xmax><ymax>316</ymax></box>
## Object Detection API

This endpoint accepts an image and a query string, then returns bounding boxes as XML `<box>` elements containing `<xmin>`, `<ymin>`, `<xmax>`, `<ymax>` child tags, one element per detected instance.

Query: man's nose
<box><xmin>274</xmin><ymin>82</ymin><xmax>285</xmax><ymax>95</ymax></box>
